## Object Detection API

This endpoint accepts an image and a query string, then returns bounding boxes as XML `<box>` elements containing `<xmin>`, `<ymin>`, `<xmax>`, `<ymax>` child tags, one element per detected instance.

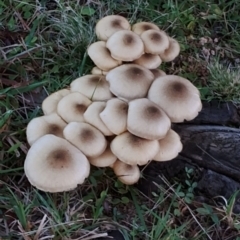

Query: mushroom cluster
<box><xmin>24</xmin><ymin>15</ymin><xmax>202</xmax><ymax>193</ymax></box>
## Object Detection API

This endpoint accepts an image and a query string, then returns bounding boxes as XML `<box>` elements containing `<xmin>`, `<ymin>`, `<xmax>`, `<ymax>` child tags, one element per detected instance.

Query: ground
<box><xmin>1</xmin><ymin>0</ymin><xmax>240</xmax><ymax>239</ymax></box>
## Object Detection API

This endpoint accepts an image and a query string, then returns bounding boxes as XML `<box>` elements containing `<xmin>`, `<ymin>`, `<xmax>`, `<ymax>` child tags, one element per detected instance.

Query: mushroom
<box><xmin>83</xmin><ymin>101</ymin><xmax>113</xmax><ymax>136</ymax></box>
<box><xmin>106</xmin><ymin>64</ymin><xmax>154</xmax><ymax>101</ymax></box>
<box><xmin>87</xmin><ymin>41</ymin><xmax>122</xmax><ymax>71</ymax></box>
<box><xmin>96</xmin><ymin>15</ymin><xmax>131</xmax><ymax>41</ymax></box>
<box><xmin>100</xmin><ymin>98</ymin><xmax>128</xmax><ymax>135</ymax></box>
<box><xmin>150</xmin><ymin>69</ymin><xmax>166</xmax><ymax>78</ymax></box>
<box><xmin>141</xmin><ymin>30</ymin><xmax>169</xmax><ymax>54</ymax></box>
<box><xmin>113</xmin><ymin>160</ymin><xmax>140</xmax><ymax>185</ymax></box>
<box><xmin>106</xmin><ymin>30</ymin><xmax>144</xmax><ymax>61</ymax></box>
<box><xmin>26</xmin><ymin>113</ymin><xmax>67</xmax><ymax>146</ymax></box>
<box><xmin>42</xmin><ymin>89</ymin><xmax>70</xmax><ymax>115</ymax></box>
<box><xmin>148</xmin><ymin>75</ymin><xmax>202</xmax><ymax>122</ymax></box>
<box><xmin>91</xmin><ymin>67</ymin><xmax>108</xmax><ymax>76</ymax></box>
<box><xmin>153</xmin><ymin>129</ymin><xmax>183</xmax><ymax>161</ymax></box>
<box><xmin>132</xmin><ymin>22</ymin><xmax>160</xmax><ymax>35</ymax></box>
<box><xmin>70</xmin><ymin>75</ymin><xmax>113</xmax><ymax>101</ymax></box>
<box><xmin>63</xmin><ymin>122</ymin><xmax>107</xmax><ymax>158</ymax></box>
<box><xmin>133</xmin><ymin>53</ymin><xmax>162</xmax><ymax>69</ymax></box>
<box><xmin>159</xmin><ymin>37</ymin><xmax>180</xmax><ymax>62</ymax></box>
<box><xmin>110</xmin><ymin>131</ymin><xmax>159</xmax><ymax>166</ymax></box>
<box><xmin>24</xmin><ymin>134</ymin><xmax>90</xmax><ymax>193</ymax></box>
<box><xmin>57</xmin><ymin>92</ymin><xmax>91</xmax><ymax>123</ymax></box>
<box><xmin>127</xmin><ymin>98</ymin><xmax>171</xmax><ymax>140</ymax></box>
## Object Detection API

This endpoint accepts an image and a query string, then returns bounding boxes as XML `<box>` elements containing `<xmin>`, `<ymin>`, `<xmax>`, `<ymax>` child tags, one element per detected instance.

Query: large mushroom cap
<box><xmin>63</xmin><ymin>122</ymin><xmax>107</xmax><ymax>158</ymax></box>
<box><xmin>159</xmin><ymin>37</ymin><xmax>180</xmax><ymax>62</ymax></box>
<box><xmin>26</xmin><ymin>113</ymin><xmax>67</xmax><ymax>146</ymax></box>
<box><xmin>57</xmin><ymin>92</ymin><xmax>92</xmax><ymax>123</ymax></box>
<box><xmin>24</xmin><ymin>134</ymin><xmax>90</xmax><ymax>193</ymax></box>
<box><xmin>42</xmin><ymin>89</ymin><xmax>70</xmax><ymax>115</ymax></box>
<box><xmin>100</xmin><ymin>98</ymin><xmax>128</xmax><ymax>135</ymax></box>
<box><xmin>127</xmin><ymin>98</ymin><xmax>171</xmax><ymax>140</ymax></box>
<box><xmin>87</xmin><ymin>41</ymin><xmax>122</xmax><ymax>71</ymax></box>
<box><xmin>106</xmin><ymin>30</ymin><xmax>144</xmax><ymax>61</ymax></box>
<box><xmin>132</xmin><ymin>22</ymin><xmax>160</xmax><ymax>35</ymax></box>
<box><xmin>96</xmin><ymin>15</ymin><xmax>130</xmax><ymax>41</ymax></box>
<box><xmin>106</xmin><ymin>64</ymin><xmax>154</xmax><ymax>101</ymax></box>
<box><xmin>133</xmin><ymin>53</ymin><xmax>162</xmax><ymax>69</ymax></box>
<box><xmin>153</xmin><ymin>129</ymin><xmax>183</xmax><ymax>161</ymax></box>
<box><xmin>148</xmin><ymin>75</ymin><xmax>202</xmax><ymax>122</ymax></box>
<box><xmin>141</xmin><ymin>30</ymin><xmax>169</xmax><ymax>54</ymax></box>
<box><xmin>150</xmin><ymin>69</ymin><xmax>166</xmax><ymax>78</ymax></box>
<box><xmin>113</xmin><ymin>160</ymin><xmax>140</xmax><ymax>185</ymax></box>
<box><xmin>70</xmin><ymin>75</ymin><xmax>113</xmax><ymax>101</ymax></box>
<box><xmin>110</xmin><ymin>131</ymin><xmax>159</xmax><ymax>166</ymax></box>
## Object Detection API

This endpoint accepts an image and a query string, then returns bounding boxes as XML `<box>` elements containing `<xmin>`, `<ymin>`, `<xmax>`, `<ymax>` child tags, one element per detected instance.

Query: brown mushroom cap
<box><xmin>106</xmin><ymin>30</ymin><xmax>144</xmax><ymax>61</ymax></box>
<box><xmin>141</xmin><ymin>30</ymin><xmax>169</xmax><ymax>54</ymax></box>
<box><xmin>57</xmin><ymin>92</ymin><xmax>92</xmax><ymax>123</ymax></box>
<box><xmin>110</xmin><ymin>131</ymin><xmax>159</xmax><ymax>166</ymax></box>
<box><xmin>106</xmin><ymin>64</ymin><xmax>154</xmax><ymax>100</ymax></box>
<box><xmin>150</xmin><ymin>69</ymin><xmax>166</xmax><ymax>78</ymax></box>
<box><xmin>24</xmin><ymin>134</ymin><xmax>90</xmax><ymax>193</ymax></box>
<box><xmin>159</xmin><ymin>37</ymin><xmax>180</xmax><ymax>62</ymax></box>
<box><xmin>96</xmin><ymin>15</ymin><xmax>131</xmax><ymax>41</ymax></box>
<box><xmin>113</xmin><ymin>160</ymin><xmax>140</xmax><ymax>185</ymax></box>
<box><xmin>87</xmin><ymin>41</ymin><xmax>122</xmax><ymax>71</ymax></box>
<box><xmin>132</xmin><ymin>22</ymin><xmax>160</xmax><ymax>35</ymax></box>
<box><xmin>133</xmin><ymin>53</ymin><xmax>162</xmax><ymax>69</ymax></box>
<box><xmin>148</xmin><ymin>75</ymin><xmax>202</xmax><ymax>122</ymax></box>
<box><xmin>70</xmin><ymin>75</ymin><xmax>113</xmax><ymax>101</ymax></box>
<box><xmin>127</xmin><ymin>98</ymin><xmax>171</xmax><ymax>140</ymax></box>
<box><xmin>26</xmin><ymin>113</ymin><xmax>67</xmax><ymax>146</ymax></box>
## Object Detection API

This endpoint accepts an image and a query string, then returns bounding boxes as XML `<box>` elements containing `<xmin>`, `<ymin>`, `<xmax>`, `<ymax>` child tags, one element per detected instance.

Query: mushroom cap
<box><xmin>106</xmin><ymin>30</ymin><xmax>144</xmax><ymax>61</ymax></box>
<box><xmin>83</xmin><ymin>101</ymin><xmax>113</xmax><ymax>136</ymax></box>
<box><xmin>88</xmin><ymin>144</ymin><xmax>117</xmax><ymax>167</ymax></box>
<box><xmin>148</xmin><ymin>75</ymin><xmax>202</xmax><ymax>122</ymax></box>
<box><xmin>87</xmin><ymin>41</ymin><xmax>122</xmax><ymax>71</ymax></box>
<box><xmin>133</xmin><ymin>53</ymin><xmax>162</xmax><ymax>69</ymax></box>
<box><xmin>110</xmin><ymin>131</ymin><xmax>159</xmax><ymax>166</ymax></box>
<box><xmin>150</xmin><ymin>69</ymin><xmax>166</xmax><ymax>78</ymax></box>
<box><xmin>63</xmin><ymin>122</ymin><xmax>107</xmax><ymax>158</ymax></box>
<box><xmin>96</xmin><ymin>15</ymin><xmax>131</xmax><ymax>41</ymax></box>
<box><xmin>57</xmin><ymin>92</ymin><xmax>92</xmax><ymax>123</ymax></box>
<box><xmin>106</xmin><ymin>64</ymin><xmax>154</xmax><ymax>100</ymax></box>
<box><xmin>159</xmin><ymin>37</ymin><xmax>180</xmax><ymax>62</ymax></box>
<box><xmin>127</xmin><ymin>98</ymin><xmax>171</xmax><ymax>140</ymax></box>
<box><xmin>26</xmin><ymin>113</ymin><xmax>67</xmax><ymax>146</ymax></box>
<box><xmin>113</xmin><ymin>160</ymin><xmax>140</xmax><ymax>185</ymax></box>
<box><xmin>132</xmin><ymin>22</ymin><xmax>160</xmax><ymax>35</ymax></box>
<box><xmin>70</xmin><ymin>75</ymin><xmax>113</xmax><ymax>101</ymax></box>
<box><xmin>24</xmin><ymin>134</ymin><xmax>90</xmax><ymax>193</ymax></box>
<box><xmin>91</xmin><ymin>67</ymin><xmax>109</xmax><ymax>76</ymax></box>
<box><xmin>141</xmin><ymin>30</ymin><xmax>169</xmax><ymax>54</ymax></box>
<box><xmin>153</xmin><ymin>129</ymin><xmax>183</xmax><ymax>161</ymax></box>
<box><xmin>100</xmin><ymin>98</ymin><xmax>128</xmax><ymax>135</ymax></box>
<box><xmin>42</xmin><ymin>89</ymin><xmax>70</xmax><ymax>115</ymax></box>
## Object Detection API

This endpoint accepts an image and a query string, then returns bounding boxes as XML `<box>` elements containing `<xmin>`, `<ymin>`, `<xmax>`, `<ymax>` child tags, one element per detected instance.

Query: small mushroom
<box><xmin>24</xmin><ymin>134</ymin><xmax>90</xmax><ymax>193</ymax></box>
<box><xmin>113</xmin><ymin>160</ymin><xmax>140</xmax><ymax>185</ymax></box>
<box><xmin>133</xmin><ymin>53</ymin><xmax>162</xmax><ymax>69</ymax></box>
<box><xmin>150</xmin><ymin>69</ymin><xmax>166</xmax><ymax>78</ymax></box>
<box><xmin>96</xmin><ymin>15</ymin><xmax>131</xmax><ymax>41</ymax></box>
<box><xmin>159</xmin><ymin>37</ymin><xmax>180</xmax><ymax>62</ymax></box>
<box><xmin>91</xmin><ymin>67</ymin><xmax>109</xmax><ymax>76</ymax></box>
<box><xmin>106</xmin><ymin>30</ymin><xmax>144</xmax><ymax>61</ymax></box>
<box><xmin>132</xmin><ymin>22</ymin><xmax>160</xmax><ymax>35</ymax></box>
<box><xmin>110</xmin><ymin>131</ymin><xmax>159</xmax><ymax>166</ymax></box>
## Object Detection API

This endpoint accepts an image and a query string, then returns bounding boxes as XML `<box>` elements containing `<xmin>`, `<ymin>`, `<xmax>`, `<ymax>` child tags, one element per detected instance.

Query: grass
<box><xmin>1</xmin><ymin>0</ymin><xmax>240</xmax><ymax>239</ymax></box>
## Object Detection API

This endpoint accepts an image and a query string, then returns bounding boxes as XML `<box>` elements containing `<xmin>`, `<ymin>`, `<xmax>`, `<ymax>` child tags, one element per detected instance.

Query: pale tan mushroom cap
<box><xmin>106</xmin><ymin>64</ymin><xmax>154</xmax><ymax>100</ymax></box>
<box><xmin>57</xmin><ymin>92</ymin><xmax>91</xmax><ymax>123</ymax></box>
<box><xmin>153</xmin><ymin>129</ymin><xmax>183</xmax><ymax>161</ymax></box>
<box><xmin>148</xmin><ymin>75</ymin><xmax>202</xmax><ymax>122</ymax></box>
<box><xmin>24</xmin><ymin>134</ymin><xmax>90</xmax><ymax>193</ymax></box>
<box><xmin>127</xmin><ymin>98</ymin><xmax>171</xmax><ymax>140</ymax></box>
<box><xmin>70</xmin><ymin>75</ymin><xmax>113</xmax><ymax>101</ymax></box>
<box><xmin>63</xmin><ymin>122</ymin><xmax>107</xmax><ymax>158</ymax></box>
<box><xmin>91</xmin><ymin>67</ymin><xmax>109</xmax><ymax>76</ymax></box>
<box><xmin>159</xmin><ymin>37</ymin><xmax>180</xmax><ymax>62</ymax></box>
<box><xmin>96</xmin><ymin>15</ymin><xmax>131</xmax><ymax>41</ymax></box>
<box><xmin>113</xmin><ymin>160</ymin><xmax>140</xmax><ymax>185</ymax></box>
<box><xmin>110</xmin><ymin>131</ymin><xmax>159</xmax><ymax>166</ymax></box>
<box><xmin>42</xmin><ymin>89</ymin><xmax>70</xmax><ymax>115</ymax></box>
<box><xmin>132</xmin><ymin>22</ymin><xmax>160</xmax><ymax>35</ymax></box>
<box><xmin>141</xmin><ymin>30</ymin><xmax>169</xmax><ymax>54</ymax></box>
<box><xmin>87</xmin><ymin>41</ymin><xmax>122</xmax><ymax>71</ymax></box>
<box><xmin>26</xmin><ymin>113</ymin><xmax>67</xmax><ymax>146</ymax></box>
<box><xmin>106</xmin><ymin>30</ymin><xmax>144</xmax><ymax>61</ymax></box>
<box><xmin>150</xmin><ymin>69</ymin><xmax>166</xmax><ymax>78</ymax></box>
<box><xmin>133</xmin><ymin>53</ymin><xmax>162</xmax><ymax>69</ymax></box>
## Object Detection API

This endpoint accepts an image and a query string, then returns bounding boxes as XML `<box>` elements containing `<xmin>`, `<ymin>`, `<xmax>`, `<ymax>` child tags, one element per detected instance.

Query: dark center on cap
<box><xmin>142</xmin><ymin>24</ymin><xmax>153</xmax><ymax>31</ymax></box>
<box><xmin>48</xmin><ymin>149</ymin><xmax>70</xmax><ymax>168</ymax></box>
<box><xmin>80</xmin><ymin>128</ymin><xmax>95</xmax><ymax>142</ymax></box>
<box><xmin>128</xmin><ymin>133</ymin><xmax>145</xmax><ymax>147</ymax></box>
<box><xmin>123</xmin><ymin>34</ymin><xmax>135</xmax><ymax>45</ymax></box>
<box><xmin>144</xmin><ymin>105</ymin><xmax>161</xmax><ymax>119</ymax></box>
<box><xmin>89</xmin><ymin>76</ymin><xmax>106</xmax><ymax>87</ymax></box>
<box><xmin>150</xmin><ymin>32</ymin><xmax>161</xmax><ymax>42</ymax></box>
<box><xmin>75</xmin><ymin>104</ymin><xmax>87</xmax><ymax>113</ymax></box>
<box><xmin>167</xmin><ymin>81</ymin><xmax>188</xmax><ymax>99</ymax></box>
<box><xmin>118</xmin><ymin>102</ymin><xmax>128</xmax><ymax>113</ymax></box>
<box><xmin>126</xmin><ymin>67</ymin><xmax>144</xmax><ymax>79</ymax></box>
<box><xmin>48</xmin><ymin>124</ymin><xmax>61</xmax><ymax>135</ymax></box>
<box><xmin>143</xmin><ymin>53</ymin><xmax>154</xmax><ymax>59</ymax></box>
<box><xmin>111</xmin><ymin>19</ymin><xmax>122</xmax><ymax>28</ymax></box>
